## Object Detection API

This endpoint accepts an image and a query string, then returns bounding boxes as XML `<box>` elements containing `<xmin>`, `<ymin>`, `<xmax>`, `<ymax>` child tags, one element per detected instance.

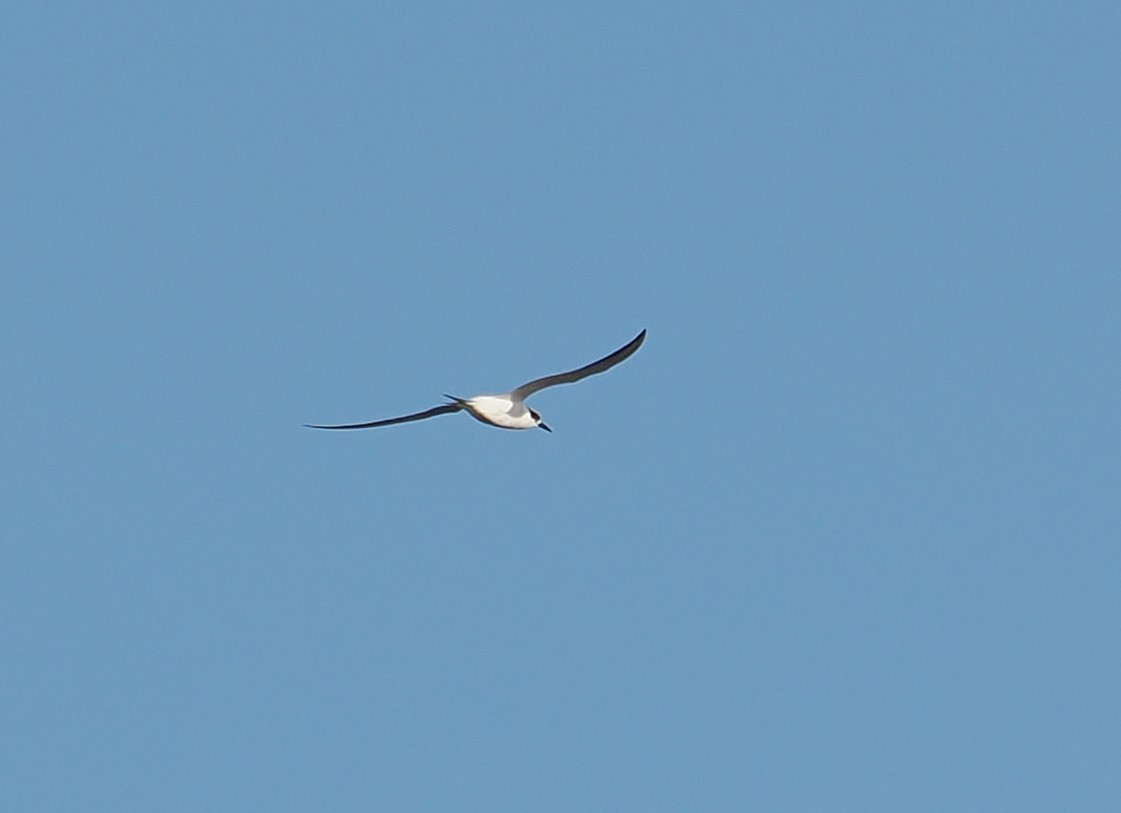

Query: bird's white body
<box><xmin>306</xmin><ymin>329</ymin><xmax>646</xmax><ymax>434</ymax></box>
<box><xmin>460</xmin><ymin>396</ymin><xmax>535</xmax><ymax>429</ymax></box>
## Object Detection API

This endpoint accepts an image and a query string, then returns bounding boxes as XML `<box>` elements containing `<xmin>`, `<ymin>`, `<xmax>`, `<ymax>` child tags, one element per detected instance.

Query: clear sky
<box><xmin>3</xmin><ymin>2</ymin><xmax>1120</xmax><ymax>810</ymax></box>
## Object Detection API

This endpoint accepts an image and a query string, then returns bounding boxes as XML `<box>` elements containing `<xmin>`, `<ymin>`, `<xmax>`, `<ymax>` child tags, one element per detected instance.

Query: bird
<box><xmin>306</xmin><ymin>329</ymin><xmax>646</xmax><ymax>433</ymax></box>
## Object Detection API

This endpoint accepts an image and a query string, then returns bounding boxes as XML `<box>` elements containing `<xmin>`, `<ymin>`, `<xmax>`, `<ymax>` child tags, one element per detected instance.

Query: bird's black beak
<box><xmin>538</xmin><ymin>422</ymin><xmax>552</xmax><ymax>433</ymax></box>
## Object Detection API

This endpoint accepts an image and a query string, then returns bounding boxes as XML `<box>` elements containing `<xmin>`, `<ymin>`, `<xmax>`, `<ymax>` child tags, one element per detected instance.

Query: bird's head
<box><xmin>529</xmin><ymin>408</ymin><xmax>552</xmax><ymax>433</ymax></box>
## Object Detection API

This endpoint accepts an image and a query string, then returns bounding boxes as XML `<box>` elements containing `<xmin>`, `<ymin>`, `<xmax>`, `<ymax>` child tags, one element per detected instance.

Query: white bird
<box><xmin>306</xmin><ymin>329</ymin><xmax>646</xmax><ymax>433</ymax></box>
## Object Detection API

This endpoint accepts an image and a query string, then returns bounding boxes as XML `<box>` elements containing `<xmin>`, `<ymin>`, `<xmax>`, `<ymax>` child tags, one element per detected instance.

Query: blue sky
<box><xmin>3</xmin><ymin>2</ymin><xmax>1120</xmax><ymax>810</ymax></box>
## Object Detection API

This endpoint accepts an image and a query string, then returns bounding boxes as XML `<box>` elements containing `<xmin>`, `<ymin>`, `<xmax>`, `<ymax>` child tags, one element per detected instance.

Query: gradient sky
<box><xmin>4</xmin><ymin>2</ymin><xmax>1120</xmax><ymax>810</ymax></box>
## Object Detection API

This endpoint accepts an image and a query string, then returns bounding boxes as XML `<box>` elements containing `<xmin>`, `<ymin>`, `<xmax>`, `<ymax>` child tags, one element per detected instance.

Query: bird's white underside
<box><xmin>463</xmin><ymin>395</ymin><xmax>536</xmax><ymax>429</ymax></box>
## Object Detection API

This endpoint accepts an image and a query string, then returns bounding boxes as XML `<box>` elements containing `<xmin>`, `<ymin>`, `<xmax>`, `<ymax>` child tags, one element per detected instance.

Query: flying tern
<box><xmin>306</xmin><ymin>329</ymin><xmax>646</xmax><ymax>433</ymax></box>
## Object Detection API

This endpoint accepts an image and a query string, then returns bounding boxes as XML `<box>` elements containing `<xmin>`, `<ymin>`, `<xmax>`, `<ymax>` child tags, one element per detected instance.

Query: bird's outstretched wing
<box><xmin>305</xmin><ymin>403</ymin><xmax>462</xmax><ymax>430</ymax></box>
<box><xmin>512</xmin><ymin>329</ymin><xmax>646</xmax><ymax>399</ymax></box>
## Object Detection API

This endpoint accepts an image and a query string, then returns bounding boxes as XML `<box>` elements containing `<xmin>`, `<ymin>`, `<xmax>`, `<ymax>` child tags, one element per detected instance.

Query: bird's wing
<box><xmin>305</xmin><ymin>403</ymin><xmax>462</xmax><ymax>430</ymax></box>
<box><xmin>512</xmin><ymin>329</ymin><xmax>646</xmax><ymax>399</ymax></box>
